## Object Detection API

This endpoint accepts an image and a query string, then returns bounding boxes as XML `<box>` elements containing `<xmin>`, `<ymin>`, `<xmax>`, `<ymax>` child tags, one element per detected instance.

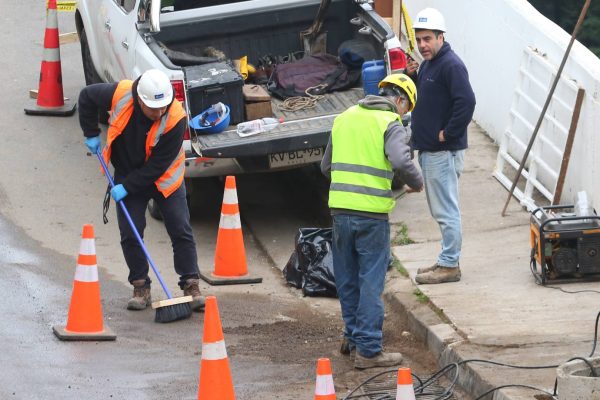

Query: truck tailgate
<box><xmin>192</xmin><ymin>88</ymin><xmax>364</xmax><ymax>158</ymax></box>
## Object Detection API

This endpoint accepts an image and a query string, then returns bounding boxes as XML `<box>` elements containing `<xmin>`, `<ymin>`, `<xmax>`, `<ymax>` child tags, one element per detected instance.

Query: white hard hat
<box><xmin>413</xmin><ymin>8</ymin><xmax>446</xmax><ymax>32</ymax></box>
<box><xmin>137</xmin><ymin>69</ymin><xmax>173</xmax><ymax>108</ymax></box>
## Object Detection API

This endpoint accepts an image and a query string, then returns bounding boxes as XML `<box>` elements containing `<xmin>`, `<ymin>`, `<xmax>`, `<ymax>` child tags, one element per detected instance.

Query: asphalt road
<box><xmin>0</xmin><ymin>2</ymin><xmax>441</xmax><ymax>399</ymax></box>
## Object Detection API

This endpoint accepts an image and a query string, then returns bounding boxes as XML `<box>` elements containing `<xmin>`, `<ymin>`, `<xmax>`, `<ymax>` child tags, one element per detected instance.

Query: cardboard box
<box><xmin>245</xmin><ymin>101</ymin><xmax>273</xmax><ymax>121</ymax></box>
<box><xmin>243</xmin><ymin>84</ymin><xmax>273</xmax><ymax>120</ymax></box>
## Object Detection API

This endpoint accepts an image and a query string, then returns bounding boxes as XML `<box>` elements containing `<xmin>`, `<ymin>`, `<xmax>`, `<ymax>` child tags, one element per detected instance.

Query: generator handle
<box><xmin>539</xmin><ymin>214</ymin><xmax>600</xmax><ymax>234</ymax></box>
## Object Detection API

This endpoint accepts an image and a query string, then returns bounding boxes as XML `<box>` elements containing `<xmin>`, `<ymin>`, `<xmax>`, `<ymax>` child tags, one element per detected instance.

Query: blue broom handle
<box><xmin>96</xmin><ymin>150</ymin><xmax>173</xmax><ymax>299</ymax></box>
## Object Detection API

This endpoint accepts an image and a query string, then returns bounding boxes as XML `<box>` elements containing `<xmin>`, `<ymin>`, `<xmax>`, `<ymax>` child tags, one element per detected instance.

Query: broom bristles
<box><xmin>155</xmin><ymin>302</ymin><xmax>193</xmax><ymax>323</ymax></box>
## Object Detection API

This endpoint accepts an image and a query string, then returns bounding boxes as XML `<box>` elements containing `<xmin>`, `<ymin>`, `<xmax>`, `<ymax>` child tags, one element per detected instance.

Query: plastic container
<box><xmin>362</xmin><ymin>60</ymin><xmax>385</xmax><ymax>96</ymax></box>
<box><xmin>236</xmin><ymin>117</ymin><xmax>283</xmax><ymax>137</ymax></box>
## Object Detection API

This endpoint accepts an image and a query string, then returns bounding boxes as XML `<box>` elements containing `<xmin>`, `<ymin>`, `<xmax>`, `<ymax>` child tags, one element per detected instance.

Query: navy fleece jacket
<box><xmin>411</xmin><ymin>41</ymin><xmax>476</xmax><ymax>152</ymax></box>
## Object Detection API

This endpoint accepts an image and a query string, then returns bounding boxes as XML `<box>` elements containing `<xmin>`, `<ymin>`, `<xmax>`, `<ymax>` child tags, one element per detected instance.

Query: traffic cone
<box><xmin>314</xmin><ymin>358</ymin><xmax>336</xmax><ymax>400</ymax></box>
<box><xmin>25</xmin><ymin>0</ymin><xmax>76</xmax><ymax>116</ymax></box>
<box><xmin>197</xmin><ymin>296</ymin><xmax>235</xmax><ymax>400</ymax></box>
<box><xmin>396</xmin><ymin>367</ymin><xmax>416</xmax><ymax>400</ymax></box>
<box><xmin>53</xmin><ymin>224</ymin><xmax>116</xmax><ymax>341</ymax></box>
<box><xmin>200</xmin><ymin>176</ymin><xmax>262</xmax><ymax>285</ymax></box>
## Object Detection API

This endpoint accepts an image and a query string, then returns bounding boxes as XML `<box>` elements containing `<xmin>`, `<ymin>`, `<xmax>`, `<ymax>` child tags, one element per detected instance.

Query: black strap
<box><xmin>103</xmin><ymin>184</ymin><xmax>111</xmax><ymax>224</ymax></box>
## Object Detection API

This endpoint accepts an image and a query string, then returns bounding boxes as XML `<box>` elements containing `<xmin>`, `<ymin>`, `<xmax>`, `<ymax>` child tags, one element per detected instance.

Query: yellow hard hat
<box><xmin>378</xmin><ymin>74</ymin><xmax>417</xmax><ymax>111</ymax></box>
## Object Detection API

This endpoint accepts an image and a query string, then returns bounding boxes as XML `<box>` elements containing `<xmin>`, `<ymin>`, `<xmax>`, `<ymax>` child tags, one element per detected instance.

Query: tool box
<box><xmin>184</xmin><ymin>62</ymin><xmax>244</xmax><ymax>124</ymax></box>
<box><xmin>530</xmin><ymin>204</ymin><xmax>600</xmax><ymax>284</ymax></box>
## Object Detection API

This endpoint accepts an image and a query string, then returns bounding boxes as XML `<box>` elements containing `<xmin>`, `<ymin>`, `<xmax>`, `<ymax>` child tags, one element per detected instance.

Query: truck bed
<box><xmin>193</xmin><ymin>88</ymin><xmax>364</xmax><ymax>158</ymax></box>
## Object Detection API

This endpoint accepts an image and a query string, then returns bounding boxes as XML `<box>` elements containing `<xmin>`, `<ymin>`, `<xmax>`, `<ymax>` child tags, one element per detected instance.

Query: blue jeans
<box><xmin>418</xmin><ymin>150</ymin><xmax>464</xmax><ymax>267</ymax></box>
<box><xmin>332</xmin><ymin>214</ymin><xmax>389</xmax><ymax>357</ymax></box>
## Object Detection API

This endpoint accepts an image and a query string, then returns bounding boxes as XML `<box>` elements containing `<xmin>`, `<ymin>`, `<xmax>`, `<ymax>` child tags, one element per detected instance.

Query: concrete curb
<box><xmin>384</xmin><ymin>273</ymin><xmax>520</xmax><ymax>400</ymax></box>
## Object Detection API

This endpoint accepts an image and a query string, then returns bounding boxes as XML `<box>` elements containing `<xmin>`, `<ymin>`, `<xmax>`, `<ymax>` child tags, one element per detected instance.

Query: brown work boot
<box><xmin>183</xmin><ymin>279</ymin><xmax>205</xmax><ymax>312</ymax></box>
<box><xmin>340</xmin><ymin>337</ymin><xmax>355</xmax><ymax>357</ymax></box>
<box><xmin>354</xmin><ymin>351</ymin><xmax>403</xmax><ymax>369</ymax></box>
<box><xmin>416</xmin><ymin>263</ymin><xmax>439</xmax><ymax>274</ymax></box>
<box><xmin>127</xmin><ymin>279</ymin><xmax>151</xmax><ymax>310</ymax></box>
<box><xmin>415</xmin><ymin>266</ymin><xmax>461</xmax><ymax>284</ymax></box>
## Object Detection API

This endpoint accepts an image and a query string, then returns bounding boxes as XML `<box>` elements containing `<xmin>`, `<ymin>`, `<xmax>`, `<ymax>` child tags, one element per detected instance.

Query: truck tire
<box><xmin>147</xmin><ymin>199</ymin><xmax>163</xmax><ymax>221</ymax></box>
<box><xmin>80</xmin><ymin>29</ymin><xmax>109</xmax><ymax>124</ymax></box>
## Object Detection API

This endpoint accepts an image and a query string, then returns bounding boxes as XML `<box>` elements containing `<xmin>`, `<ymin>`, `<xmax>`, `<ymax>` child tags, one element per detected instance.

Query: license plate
<box><xmin>269</xmin><ymin>147</ymin><xmax>324</xmax><ymax>168</ymax></box>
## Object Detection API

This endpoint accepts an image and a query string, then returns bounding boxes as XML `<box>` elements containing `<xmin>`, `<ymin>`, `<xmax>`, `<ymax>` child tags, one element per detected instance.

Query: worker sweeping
<box><xmin>78</xmin><ymin>69</ymin><xmax>205</xmax><ymax>314</ymax></box>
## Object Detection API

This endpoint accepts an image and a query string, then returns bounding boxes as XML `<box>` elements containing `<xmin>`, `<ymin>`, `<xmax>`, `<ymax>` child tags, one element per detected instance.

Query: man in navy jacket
<box><xmin>406</xmin><ymin>8</ymin><xmax>476</xmax><ymax>284</ymax></box>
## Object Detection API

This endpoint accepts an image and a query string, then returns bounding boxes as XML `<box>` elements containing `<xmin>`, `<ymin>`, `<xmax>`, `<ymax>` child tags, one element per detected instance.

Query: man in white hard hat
<box><xmin>406</xmin><ymin>8</ymin><xmax>476</xmax><ymax>284</ymax></box>
<box><xmin>78</xmin><ymin>69</ymin><xmax>205</xmax><ymax>311</ymax></box>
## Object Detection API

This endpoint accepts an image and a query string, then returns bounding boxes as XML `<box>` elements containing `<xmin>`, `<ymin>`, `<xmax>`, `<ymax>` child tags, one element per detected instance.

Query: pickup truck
<box><xmin>75</xmin><ymin>0</ymin><xmax>406</xmax><ymax>198</ymax></box>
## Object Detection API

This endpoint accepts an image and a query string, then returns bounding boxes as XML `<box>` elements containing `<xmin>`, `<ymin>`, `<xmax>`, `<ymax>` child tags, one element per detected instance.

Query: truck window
<box><xmin>171</xmin><ymin>0</ymin><xmax>250</xmax><ymax>11</ymax></box>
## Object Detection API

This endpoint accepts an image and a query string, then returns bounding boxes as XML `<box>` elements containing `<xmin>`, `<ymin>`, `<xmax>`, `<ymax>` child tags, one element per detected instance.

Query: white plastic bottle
<box><xmin>237</xmin><ymin>117</ymin><xmax>283</xmax><ymax>137</ymax></box>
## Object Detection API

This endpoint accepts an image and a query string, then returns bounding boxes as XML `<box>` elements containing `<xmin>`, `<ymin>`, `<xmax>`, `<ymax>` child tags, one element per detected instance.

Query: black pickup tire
<box><xmin>80</xmin><ymin>28</ymin><xmax>109</xmax><ymax>124</ymax></box>
<box><xmin>148</xmin><ymin>199</ymin><xmax>163</xmax><ymax>221</ymax></box>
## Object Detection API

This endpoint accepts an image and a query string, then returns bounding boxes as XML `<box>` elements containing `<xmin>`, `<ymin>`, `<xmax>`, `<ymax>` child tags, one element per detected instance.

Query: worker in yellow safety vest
<box><xmin>320</xmin><ymin>73</ymin><xmax>423</xmax><ymax>369</ymax></box>
<box><xmin>78</xmin><ymin>69</ymin><xmax>204</xmax><ymax>312</ymax></box>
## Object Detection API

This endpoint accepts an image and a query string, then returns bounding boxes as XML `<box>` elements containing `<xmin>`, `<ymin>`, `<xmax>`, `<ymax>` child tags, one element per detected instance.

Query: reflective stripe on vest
<box><xmin>328</xmin><ymin>105</ymin><xmax>399</xmax><ymax>214</ymax></box>
<box><xmin>102</xmin><ymin>80</ymin><xmax>186</xmax><ymax>198</ymax></box>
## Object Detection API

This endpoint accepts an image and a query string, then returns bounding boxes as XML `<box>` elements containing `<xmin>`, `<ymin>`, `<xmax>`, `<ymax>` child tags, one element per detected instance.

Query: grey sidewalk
<box><xmin>389</xmin><ymin>123</ymin><xmax>600</xmax><ymax>399</ymax></box>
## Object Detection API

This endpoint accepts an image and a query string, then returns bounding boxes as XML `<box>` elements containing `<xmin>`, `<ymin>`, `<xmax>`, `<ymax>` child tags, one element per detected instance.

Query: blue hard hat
<box><xmin>189</xmin><ymin>102</ymin><xmax>230</xmax><ymax>134</ymax></box>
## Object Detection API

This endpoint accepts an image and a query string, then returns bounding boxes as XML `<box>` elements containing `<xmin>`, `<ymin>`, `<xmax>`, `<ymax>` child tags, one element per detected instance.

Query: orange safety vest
<box><xmin>102</xmin><ymin>80</ymin><xmax>186</xmax><ymax>198</ymax></box>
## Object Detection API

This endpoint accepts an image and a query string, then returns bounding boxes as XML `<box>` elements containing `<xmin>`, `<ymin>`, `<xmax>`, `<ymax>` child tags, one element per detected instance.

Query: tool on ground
<box><xmin>529</xmin><ymin>196</ymin><xmax>600</xmax><ymax>285</ymax></box>
<box><xmin>300</xmin><ymin>0</ymin><xmax>331</xmax><ymax>55</ymax></box>
<box><xmin>197</xmin><ymin>296</ymin><xmax>235</xmax><ymax>399</ymax></box>
<box><xmin>501</xmin><ymin>0</ymin><xmax>591</xmax><ymax>216</ymax></box>
<box><xmin>95</xmin><ymin>150</ymin><xmax>193</xmax><ymax>323</ymax></box>
<box><xmin>53</xmin><ymin>224</ymin><xmax>116</xmax><ymax>341</ymax></box>
<box><xmin>25</xmin><ymin>0</ymin><xmax>76</xmax><ymax>116</ymax></box>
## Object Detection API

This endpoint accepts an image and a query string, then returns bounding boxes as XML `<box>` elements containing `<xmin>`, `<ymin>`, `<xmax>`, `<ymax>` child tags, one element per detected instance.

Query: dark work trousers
<box><xmin>115</xmin><ymin>180</ymin><xmax>200</xmax><ymax>289</ymax></box>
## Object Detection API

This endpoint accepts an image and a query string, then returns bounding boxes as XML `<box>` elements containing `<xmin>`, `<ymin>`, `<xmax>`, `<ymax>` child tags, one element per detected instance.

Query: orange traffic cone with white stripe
<box><xmin>25</xmin><ymin>0</ymin><xmax>76</xmax><ymax>116</ymax></box>
<box><xmin>198</xmin><ymin>296</ymin><xmax>235</xmax><ymax>400</ymax></box>
<box><xmin>200</xmin><ymin>176</ymin><xmax>262</xmax><ymax>285</ymax></box>
<box><xmin>314</xmin><ymin>358</ymin><xmax>336</xmax><ymax>400</ymax></box>
<box><xmin>396</xmin><ymin>367</ymin><xmax>416</xmax><ymax>400</ymax></box>
<box><xmin>53</xmin><ymin>224</ymin><xmax>116</xmax><ymax>341</ymax></box>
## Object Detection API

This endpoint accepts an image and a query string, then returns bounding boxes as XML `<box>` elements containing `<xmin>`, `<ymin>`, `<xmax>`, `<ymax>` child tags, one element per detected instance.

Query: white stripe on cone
<box><xmin>201</xmin><ymin>340</ymin><xmax>228</xmax><ymax>360</ymax></box>
<box><xmin>79</xmin><ymin>238</ymin><xmax>96</xmax><ymax>256</ymax></box>
<box><xmin>315</xmin><ymin>375</ymin><xmax>335</xmax><ymax>395</ymax></box>
<box><xmin>74</xmin><ymin>265</ymin><xmax>99</xmax><ymax>283</ymax></box>
<box><xmin>222</xmin><ymin>188</ymin><xmax>238</xmax><ymax>204</ymax></box>
<box><xmin>219</xmin><ymin>213</ymin><xmax>242</xmax><ymax>230</ymax></box>
<box><xmin>396</xmin><ymin>385</ymin><xmax>416</xmax><ymax>400</ymax></box>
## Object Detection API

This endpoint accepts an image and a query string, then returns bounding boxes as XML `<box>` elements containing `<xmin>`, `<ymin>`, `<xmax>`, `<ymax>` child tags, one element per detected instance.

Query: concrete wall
<box><xmin>402</xmin><ymin>0</ymin><xmax>600</xmax><ymax>206</ymax></box>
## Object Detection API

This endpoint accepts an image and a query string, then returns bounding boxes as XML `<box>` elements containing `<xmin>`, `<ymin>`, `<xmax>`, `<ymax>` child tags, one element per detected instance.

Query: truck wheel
<box><xmin>80</xmin><ymin>29</ymin><xmax>109</xmax><ymax>124</ymax></box>
<box><xmin>80</xmin><ymin>29</ymin><xmax>102</xmax><ymax>86</ymax></box>
<box><xmin>148</xmin><ymin>199</ymin><xmax>163</xmax><ymax>221</ymax></box>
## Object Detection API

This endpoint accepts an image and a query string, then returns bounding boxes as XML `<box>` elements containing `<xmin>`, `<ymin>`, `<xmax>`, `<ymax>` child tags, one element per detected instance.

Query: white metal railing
<box><xmin>494</xmin><ymin>47</ymin><xmax>581</xmax><ymax>211</ymax></box>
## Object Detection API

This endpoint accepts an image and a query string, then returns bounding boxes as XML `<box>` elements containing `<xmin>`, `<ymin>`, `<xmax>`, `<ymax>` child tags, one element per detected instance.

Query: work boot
<box><xmin>415</xmin><ymin>266</ymin><xmax>461</xmax><ymax>284</ymax></box>
<box><xmin>354</xmin><ymin>351</ymin><xmax>403</xmax><ymax>370</ymax></box>
<box><xmin>416</xmin><ymin>263</ymin><xmax>438</xmax><ymax>274</ymax></box>
<box><xmin>183</xmin><ymin>279</ymin><xmax>205</xmax><ymax>312</ymax></box>
<box><xmin>127</xmin><ymin>279</ymin><xmax>151</xmax><ymax>310</ymax></box>
<box><xmin>340</xmin><ymin>337</ymin><xmax>355</xmax><ymax>357</ymax></box>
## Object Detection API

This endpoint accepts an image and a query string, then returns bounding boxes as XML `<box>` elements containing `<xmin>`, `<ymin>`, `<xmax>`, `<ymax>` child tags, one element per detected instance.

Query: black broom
<box><xmin>96</xmin><ymin>150</ymin><xmax>192</xmax><ymax>323</ymax></box>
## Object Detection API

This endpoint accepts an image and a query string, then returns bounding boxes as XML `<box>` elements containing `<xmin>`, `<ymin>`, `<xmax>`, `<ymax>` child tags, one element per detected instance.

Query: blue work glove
<box><xmin>85</xmin><ymin>136</ymin><xmax>101</xmax><ymax>153</ymax></box>
<box><xmin>110</xmin><ymin>184</ymin><xmax>128</xmax><ymax>202</ymax></box>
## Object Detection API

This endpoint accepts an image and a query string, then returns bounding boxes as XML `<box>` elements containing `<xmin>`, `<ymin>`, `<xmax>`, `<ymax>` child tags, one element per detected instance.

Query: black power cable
<box><xmin>343</xmin><ymin>310</ymin><xmax>600</xmax><ymax>399</ymax></box>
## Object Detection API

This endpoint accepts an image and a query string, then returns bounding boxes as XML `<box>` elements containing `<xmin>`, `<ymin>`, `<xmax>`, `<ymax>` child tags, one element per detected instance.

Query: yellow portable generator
<box><xmin>530</xmin><ymin>205</ymin><xmax>600</xmax><ymax>284</ymax></box>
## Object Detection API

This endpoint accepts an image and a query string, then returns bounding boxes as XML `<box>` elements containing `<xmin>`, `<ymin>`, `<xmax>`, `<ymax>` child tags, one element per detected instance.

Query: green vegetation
<box><xmin>413</xmin><ymin>288</ymin><xmax>429</xmax><ymax>303</ymax></box>
<box><xmin>529</xmin><ymin>0</ymin><xmax>600</xmax><ymax>57</ymax></box>
<box><xmin>391</xmin><ymin>222</ymin><xmax>415</xmax><ymax>246</ymax></box>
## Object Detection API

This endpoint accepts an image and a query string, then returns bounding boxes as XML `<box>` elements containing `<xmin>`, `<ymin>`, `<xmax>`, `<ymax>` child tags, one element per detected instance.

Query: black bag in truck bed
<box><xmin>184</xmin><ymin>62</ymin><xmax>244</xmax><ymax>124</ymax></box>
